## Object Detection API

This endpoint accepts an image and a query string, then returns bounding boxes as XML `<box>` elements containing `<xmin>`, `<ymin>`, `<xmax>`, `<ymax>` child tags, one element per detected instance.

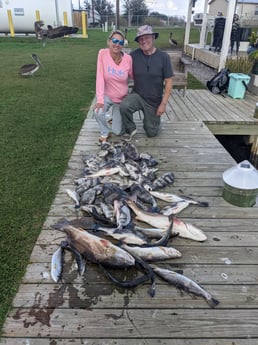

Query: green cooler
<box><xmin>228</xmin><ymin>73</ymin><xmax>250</xmax><ymax>99</ymax></box>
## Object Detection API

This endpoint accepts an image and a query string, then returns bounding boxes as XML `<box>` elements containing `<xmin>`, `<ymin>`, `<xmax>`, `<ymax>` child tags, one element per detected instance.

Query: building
<box><xmin>0</xmin><ymin>0</ymin><xmax>74</xmax><ymax>33</ymax></box>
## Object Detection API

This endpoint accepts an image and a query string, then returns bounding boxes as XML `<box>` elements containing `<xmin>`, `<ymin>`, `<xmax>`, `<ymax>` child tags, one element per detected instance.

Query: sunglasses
<box><xmin>111</xmin><ymin>38</ymin><xmax>124</xmax><ymax>46</ymax></box>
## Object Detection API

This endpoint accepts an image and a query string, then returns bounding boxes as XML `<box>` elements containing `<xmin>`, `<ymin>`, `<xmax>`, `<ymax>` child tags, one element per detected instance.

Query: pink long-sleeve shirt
<box><xmin>96</xmin><ymin>48</ymin><xmax>133</xmax><ymax>104</ymax></box>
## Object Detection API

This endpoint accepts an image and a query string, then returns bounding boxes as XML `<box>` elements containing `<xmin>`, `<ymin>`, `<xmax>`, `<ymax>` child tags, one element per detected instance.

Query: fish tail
<box><xmin>51</xmin><ymin>218</ymin><xmax>69</xmax><ymax>231</ymax></box>
<box><xmin>198</xmin><ymin>201</ymin><xmax>209</xmax><ymax>207</ymax></box>
<box><xmin>208</xmin><ymin>297</ymin><xmax>220</xmax><ymax>308</ymax></box>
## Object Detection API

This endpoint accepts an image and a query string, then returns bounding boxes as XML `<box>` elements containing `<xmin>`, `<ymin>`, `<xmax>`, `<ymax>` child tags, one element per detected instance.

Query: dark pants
<box><xmin>119</xmin><ymin>93</ymin><xmax>160</xmax><ymax>137</ymax></box>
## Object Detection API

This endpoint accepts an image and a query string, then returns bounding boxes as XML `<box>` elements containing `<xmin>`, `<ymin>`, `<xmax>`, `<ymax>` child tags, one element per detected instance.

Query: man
<box><xmin>120</xmin><ymin>25</ymin><xmax>173</xmax><ymax>141</ymax></box>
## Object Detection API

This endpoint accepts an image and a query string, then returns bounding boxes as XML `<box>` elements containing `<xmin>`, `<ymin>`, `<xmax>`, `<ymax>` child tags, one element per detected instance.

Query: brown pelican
<box><xmin>169</xmin><ymin>32</ymin><xmax>178</xmax><ymax>46</ymax></box>
<box><xmin>19</xmin><ymin>54</ymin><xmax>41</xmax><ymax>77</ymax></box>
<box><xmin>46</xmin><ymin>24</ymin><xmax>78</xmax><ymax>39</ymax></box>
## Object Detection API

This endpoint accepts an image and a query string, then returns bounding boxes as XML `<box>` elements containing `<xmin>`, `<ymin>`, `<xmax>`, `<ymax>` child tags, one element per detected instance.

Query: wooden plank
<box><xmin>1</xmin><ymin>339</ymin><xmax>258</xmax><ymax>345</ymax></box>
<box><xmin>10</xmin><ymin>283</ymin><xmax>258</xmax><ymax>309</ymax></box>
<box><xmin>3</xmin><ymin>309</ymin><xmax>258</xmax><ymax>338</ymax></box>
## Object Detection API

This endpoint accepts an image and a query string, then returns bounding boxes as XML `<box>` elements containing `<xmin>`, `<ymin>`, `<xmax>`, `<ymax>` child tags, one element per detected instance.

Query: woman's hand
<box><xmin>94</xmin><ymin>103</ymin><xmax>104</xmax><ymax>112</ymax></box>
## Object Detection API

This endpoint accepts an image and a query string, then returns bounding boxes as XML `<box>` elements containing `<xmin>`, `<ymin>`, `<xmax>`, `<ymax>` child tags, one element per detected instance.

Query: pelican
<box><xmin>19</xmin><ymin>54</ymin><xmax>41</xmax><ymax>77</ymax></box>
<box><xmin>124</xmin><ymin>29</ymin><xmax>129</xmax><ymax>47</ymax></box>
<box><xmin>169</xmin><ymin>32</ymin><xmax>178</xmax><ymax>46</ymax></box>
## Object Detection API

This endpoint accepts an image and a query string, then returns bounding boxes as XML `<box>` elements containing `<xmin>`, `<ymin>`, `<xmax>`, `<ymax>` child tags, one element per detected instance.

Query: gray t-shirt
<box><xmin>131</xmin><ymin>48</ymin><xmax>173</xmax><ymax>108</ymax></box>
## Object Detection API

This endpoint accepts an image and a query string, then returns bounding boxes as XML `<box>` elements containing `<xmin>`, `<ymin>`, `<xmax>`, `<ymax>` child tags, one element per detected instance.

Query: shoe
<box><xmin>123</xmin><ymin>128</ymin><xmax>137</xmax><ymax>142</ymax></box>
<box><xmin>98</xmin><ymin>134</ymin><xmax>111</xmax><ymax>143</ymax></box>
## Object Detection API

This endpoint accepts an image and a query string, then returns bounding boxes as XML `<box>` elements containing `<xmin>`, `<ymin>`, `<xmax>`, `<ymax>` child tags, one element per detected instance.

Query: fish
<box><xmin>65</xmin><ymin>188</ymin><xmax>80</xmax><ymax>208</ymax></box>
<box><xmin>123</xmin><ymin>142</ymin><xmax>140</xmax><ymax>160</ymax></box>
<box><xmin>152</xmin><ymin>266</ymin><xmax>220</xmax><ymax>308</ymax></box>
<box><xmin>100</xmin><ymin>202</ymin><xmax>115</xmax><ymax>223</ymax></box>
<box><xmin>83</xmin><ymin>167</ymin><xmax>122</xmax><ymax>178</ymax></box>
<box><xmin>51</xmin><ymin>246</ymin><xmax>64</xmax><ymax>282</ymax></box>
<box><xmin>81</xmin><ymin>204</ymin><xmax>103</xmax><ymax>216</ymax></box>
<box><xmin>75</xmin><ymin>177</ymin><xmax>100</xmax><ymax>194</ymax></box>
<box><xmin>121</xmin><ymin>244</ymin><xmax>182</xmax><ymax>261</ymax></box>
<box><xmin>140</xmin><ymin>152</ymin><xmax>159</xmax><ymax>167</ymax></box>
<box><xmin>125</xmin><ymin>199</ymin><xmax>207</xmax><ymax>242</ymax></box>
<box><xmin>161</xmin><ymin>200</ymin><xmax>193</xmax><ymax>215</ymax></box>
<box><xmin>56</xmin><ymin>223</ymin><xmax>135</xmax><ymax>267</ymax></box>
<box><xmin>148</xmin><ymin>190</ymin><xmax>209</xmax><ymax>207</ymax></box>
<box><xmin>130</xmin><ymin>183</ymin><xmax>159</xmax><ymax>211</ymax></box>
<box><xmin>61</xmin><ymin>240</ymin><xmax>86</xmax><ymax>276</ymax></box>
<box><xmin>114</xmin><ymin>199</ymin><xmax>132</xmax><ymax>230</ymax></box>
<box><xmin>92</xmin><ymin>226</ymin><xmax>148</xmax><ymax>245</ymax></box>
<box><xmin>151</xmin><ymin>172</ymin><xmax>175</xmax><ymax>190</ymax></box>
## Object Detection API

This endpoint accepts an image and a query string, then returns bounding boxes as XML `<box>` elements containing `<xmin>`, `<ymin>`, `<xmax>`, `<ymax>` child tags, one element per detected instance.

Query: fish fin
<box><xmin>147</xmin><ymin>206</ymin><xmax>160</xmax><ymax>213</ymax></box>
<box><xmin>208</xmin><ymin>297</ymin><xmax>220</xmax><ymax>308</ymax></box>
<box><xmin>51</xmin><ymin>218</ymin><xmax>69</xmax><ymax>230</ymax></box>
<box><xmin>174</xmin><ymin>269</ymin><xmax>184</xmax><ymax>275</ymax></box>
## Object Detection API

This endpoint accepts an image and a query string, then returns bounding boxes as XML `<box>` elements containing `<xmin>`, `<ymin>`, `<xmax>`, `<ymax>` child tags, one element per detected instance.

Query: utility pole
<box><xmin>92</xmin><ymin>0</ymin><xmax>95</xmax><ymax>27</ymax></box>
<box><xmin>116</xmin><ymin>0</ymin><xmax>120</xmax><ymax>29</ymax></box>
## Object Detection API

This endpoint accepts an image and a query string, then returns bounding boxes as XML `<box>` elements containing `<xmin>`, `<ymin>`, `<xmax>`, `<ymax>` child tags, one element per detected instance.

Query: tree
<box><xmin>84</xmin><ymin>0</ymin><xmax>114</xmax><ymax>15</ymax></box>
<box><xmin>123</xmin><ymin>0</ymin><xmax>149</xmax><ymax>26</ymax></box>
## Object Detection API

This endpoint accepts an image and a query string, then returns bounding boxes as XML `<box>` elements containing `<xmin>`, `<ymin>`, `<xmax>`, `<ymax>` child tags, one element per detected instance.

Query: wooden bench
<box><xmin>168</xmin><ymin>51</ymin><xmax>192</xmax><ymax>96</ymax></box>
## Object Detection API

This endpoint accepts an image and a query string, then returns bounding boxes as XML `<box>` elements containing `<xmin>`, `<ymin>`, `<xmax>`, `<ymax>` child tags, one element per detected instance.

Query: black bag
<box><xmin>206</xmin><ymin>68</ymin><xmax>230</xmax><ymax>94</ymax></box>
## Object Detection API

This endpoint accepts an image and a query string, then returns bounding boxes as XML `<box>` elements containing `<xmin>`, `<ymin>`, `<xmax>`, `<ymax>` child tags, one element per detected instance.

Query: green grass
<box><xmin>0</xmin><ymin>27</ymin><xmax>205</xmax><ymax>333</ymax></box>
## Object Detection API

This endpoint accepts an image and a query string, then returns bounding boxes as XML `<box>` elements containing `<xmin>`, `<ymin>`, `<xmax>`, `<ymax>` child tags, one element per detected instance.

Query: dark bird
<box><xmin>19</xmin><ymin>54</ymin><xmax>41</xmax><ymax>77</ymax></box>
<box><xmin>34</xmin><ymin>20</ymin><xmax>78</xmax><ymax>46</ymax></box>
<box><xmin>169</xmin><ymin>32</ymin><xmax>178</xmax><ymax>46</ymax></box>
<box><xmin>124</xmin><ymin>28</ymin><xmax>129</xmax><ymax>47</ymax></box>
<box><xmin>46</xmin><ymin>24</ymin><xmax>78</xmax><ymax>39</ymax></box>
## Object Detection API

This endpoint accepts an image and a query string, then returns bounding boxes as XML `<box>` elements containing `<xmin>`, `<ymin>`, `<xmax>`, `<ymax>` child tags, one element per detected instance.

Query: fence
<box><xmin>72</xmin><ymin>12</ymin><xmax>186</xmax><ymax>29</ymax></box>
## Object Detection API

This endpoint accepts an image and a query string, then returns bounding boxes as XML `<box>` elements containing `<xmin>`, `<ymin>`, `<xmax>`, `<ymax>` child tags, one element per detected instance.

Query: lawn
<box><xmin>0</xmin><ymin>26</ymin><xmax>205</xmax><ymax>333</ymax></box>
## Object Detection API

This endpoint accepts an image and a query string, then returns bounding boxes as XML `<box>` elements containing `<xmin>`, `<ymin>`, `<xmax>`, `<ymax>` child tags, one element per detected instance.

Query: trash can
<box><xmin>228</xmin><ymin>73</ymin><xmax>250</xmax><ymax>99</ymax></box>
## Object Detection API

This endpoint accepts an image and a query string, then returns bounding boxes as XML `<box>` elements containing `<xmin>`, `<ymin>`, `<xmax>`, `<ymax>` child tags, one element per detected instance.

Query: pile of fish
<box><xmin>51</xmin><ymin>141</ymin><xmax>219</xmax><ymax>308</ymax></box>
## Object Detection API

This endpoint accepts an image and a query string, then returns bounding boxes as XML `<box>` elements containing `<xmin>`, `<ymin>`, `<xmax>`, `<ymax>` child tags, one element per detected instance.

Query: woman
<box><xmin>93</xmin><ymin>30</ymin><xmax>133</xmax><ymax>143</ymax></box>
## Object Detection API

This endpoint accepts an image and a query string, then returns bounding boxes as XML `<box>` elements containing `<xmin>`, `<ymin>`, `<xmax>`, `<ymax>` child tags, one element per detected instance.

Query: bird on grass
<box><xmin>19</xmin><ymin>54</ymin><xmax>41</xmax><ymax>77</ymax></box>
<box><xmin>124</xmin><ymin>28</ymin><xmax>129</xmax><ymax>47</ymax></box>
<box><xmin>169</xmin><ymin>32</ymin><xmax>178</xmax><ymax>46</ymax></box>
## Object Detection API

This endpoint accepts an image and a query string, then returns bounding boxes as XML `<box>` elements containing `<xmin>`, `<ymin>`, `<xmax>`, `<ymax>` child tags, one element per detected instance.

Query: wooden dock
<box><xmin>1</xmin><ymin>89</ymin><xmax>258</xmax><ymax>344</ymax></box>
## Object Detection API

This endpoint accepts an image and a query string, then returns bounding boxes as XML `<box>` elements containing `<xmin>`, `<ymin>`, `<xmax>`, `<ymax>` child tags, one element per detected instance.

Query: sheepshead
<box><xmin>100</xmin><ymin>202</ymin><xmax>115</xmax><ymax>223</ymax></box>
<box><xmin>152</xmin><ymin>266</ymin><xmax>220</xmax><ymax>308</ymax></box>
<box><xmin>75</xmin><ymin>177</ymin><xmax>100</xmax><ymax>190</ymax></box>
<box><xmin>80</xmin><ymin>185</ymin><xmax>103</xmax><ymax>205</ymax></box>
<box><xmin>140</xmin><ymin>152</ymin><xmax>159</xmax><ymax>167</ymax></box>
<box><xmin>130</xmin><ymin>183</ymin><xmax>159</xmax><ymax>211</ymax></box>
<box><xmin>51</xmin><ymin>246</ymin><xmax>64</xmax><ymax>282</ymax></box>
<box><xmin>125</xmin><ymin>199</ymin><xmax>207</xmax><ymax>242</ymax></box>
<box><xmin>147</xmin><ymin>190</ymin><xmax>209</xmax><ymax>207</ymax></box>
<box><xmin>123</xmin><ymin>142</ymin><xmax>140</xmax><ymax>160</ymax></box>
<box><xmin>114</xmin><ymin>199</ymin><xmax>132</xmax><ymax>230</ymax></box>
<box><xmin>152</xmin><ymin>172</ymin><xmax>175</xmax><ymax>190</ymax></box>
<box><xmin>121</xmin><ymin>244</ymin><xmax>182</xmax><ymax>261</ymax></box>
<box><xmin>65</xmin><ymin>188</ymin><xmax>80</xmax><ymax>208</ymax></box>
<box><xmin>124</xmin><ymin>162</ymin><xmax>140</xmax><ymax>180</ymax></box>
<box><xmin>102</xmin><ymin>183</ymin><xmax>128</xmax><ymax>204</ymax></box>
<box><xmin>55</xmin><ymin>223</ymin><xmax>135</xmax><ymax>267</ymax></box>
<box><xmin>81</xmin><ymin>204</ymin><xmax>103</xmax><ymax>216</ymax></box>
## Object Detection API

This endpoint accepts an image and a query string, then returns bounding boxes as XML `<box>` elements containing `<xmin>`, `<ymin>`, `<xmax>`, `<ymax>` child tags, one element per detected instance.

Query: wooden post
<box><xmin>250</xmin><ymin>135</ymin><xmax>258</xmax><ymax>168</ymax></box>
<box><xmin>7</xmin><ymin>10</ymin><xmax>15</xmax><ymax>37</ymax></box>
